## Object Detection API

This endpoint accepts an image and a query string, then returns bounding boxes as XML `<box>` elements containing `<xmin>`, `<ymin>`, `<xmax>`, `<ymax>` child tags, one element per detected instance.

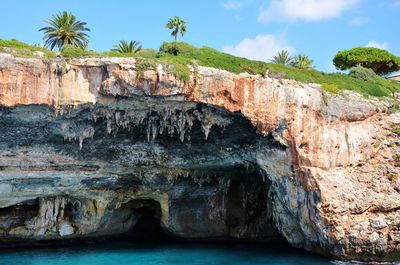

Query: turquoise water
<box><xmin>0</xmin><ymin>242</ymin><xmax>338</xmax><ymax>265</ymax></box>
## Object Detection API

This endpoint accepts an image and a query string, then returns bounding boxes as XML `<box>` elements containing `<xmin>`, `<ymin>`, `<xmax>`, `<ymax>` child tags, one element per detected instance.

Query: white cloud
<box><xmin>258</xmin><ymin>0</ymin><xmax>361</xmax><ymax>22</ymax></box>
<box><xmin>366</xmin><ymin>41</ymin><xmax>389</xmax><ymax>50</ymax></box>
<box><xmin>350</xmin><ymin>17</ymin><xmax>369</xmax><ymax>26</ymax></box>
<box><xmin>222</xmin><ymin>34</ymin><xmax>295</xmax><ymax>62</ymax></box>
<box><xmin>221</xmin><ymin>1</ymin><xmax>243</xmax><ymax>10</ymax></box>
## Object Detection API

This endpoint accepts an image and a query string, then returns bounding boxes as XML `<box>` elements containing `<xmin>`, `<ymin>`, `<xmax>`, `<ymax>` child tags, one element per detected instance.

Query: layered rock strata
<box><xmin>0</xmin><ymin>54</ymin><xmax>399</xmax><ymax>261</ymax></box>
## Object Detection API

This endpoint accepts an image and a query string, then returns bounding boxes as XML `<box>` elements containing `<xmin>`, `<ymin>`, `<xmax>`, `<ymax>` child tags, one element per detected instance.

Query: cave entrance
<box><xmin>224</xmin><ymin>167</ymin><xmax>279</xmax><ymax>241</ymax></box>
<box><xmin>130</xmin><ymin>205</ymin><xmax>162</xmax><ymax>242</ymax></box>
<box><xmin>167</xmin><ymin>164</ymin><xmax>282</xmax><ymax>242</ymax></box>
<box><xmin>117</xmin><ymin>199</ymin><xmax>165</xmax><ymax>243</ymax></box>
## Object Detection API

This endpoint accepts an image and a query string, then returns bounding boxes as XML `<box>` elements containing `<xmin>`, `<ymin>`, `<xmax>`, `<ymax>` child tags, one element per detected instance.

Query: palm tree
<box><xmin>39</xmin><ymin>11</ymin><xmax>90</xmax><ymax>50</ymax></box>
<box><xmin>291</xmin><ymin>54</ymin><xmax>314</xmax><ymax>70</ymax></box>
<box><xmin>166</xmin><ymin>16</ymin><xmax>187</xmax><ymax>41</ymax></box>
<box><xmin>112</xmin><ymin>40</ymin><xmax>142</xmax><ymax>53</ymax></box>
<box><xmin>271</xmin><ymin>50</ymin><xmax>293</xmax><ymax>66</ymax></box>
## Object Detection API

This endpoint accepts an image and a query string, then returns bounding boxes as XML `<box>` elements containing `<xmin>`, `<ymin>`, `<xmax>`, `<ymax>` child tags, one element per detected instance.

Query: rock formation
<box><xmin>0</xmin><ymin>54</ymin><xmax>399</xmax><ymax>261</ymax></box>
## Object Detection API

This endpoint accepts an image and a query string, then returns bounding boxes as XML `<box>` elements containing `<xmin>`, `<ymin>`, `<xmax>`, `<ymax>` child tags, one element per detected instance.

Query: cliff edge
<box><xmin>0</xmin><ymin>54</ymin><xmax>399</xmax><ymax>261</ymax></box>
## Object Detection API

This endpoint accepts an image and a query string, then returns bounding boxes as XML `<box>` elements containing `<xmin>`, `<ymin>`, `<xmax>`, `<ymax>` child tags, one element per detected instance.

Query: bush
<box><xmin>321</xmin><ymin>83</ymin><xmax>340</xmax><ymax>94</ymax></box>
<box><xmin>333</xmin><ymin>47</ymin><xmax>400</xmax><ymax>76</ymax></box>
<box><xmin>61</xmin><ymin>45</ymin><xmax>99</xmax><ymax>58</ymax></box>
<box><xmin>0</xmin><ymin>38</ymin><xmax>56</xmax><ymax>57</ymax></box>
<box><xmin>1</xmin><ymin>39</ymin><xmax>400</xmax><ymax>97</ymax></box>
<box><xmin>136</xmin><ymin>48</ymin><xmax>158</xmax><ymax>58</ymax></box>
<box><xmin>164</xmin><ymin>63</ymin><xmax>190</xmax><ymax>82</ymax></box>
<box><xmin>159</xmin><ymin>42</ymin><xmax>181</xmax><ymax>56</ymax></box>
<box><xmin>349</xmin><ymin>66</ymin><xmax>381</xmax><ymax>82</ymax></box>
<box><xmin>154</xmin><ymin>42</ymin><xmax>400</xmax><ymax>96</ymax></box>
<box><xmin>158</xmin><ymin>42</ymin><xmax>269</xmax><ymax>76</ymax></box>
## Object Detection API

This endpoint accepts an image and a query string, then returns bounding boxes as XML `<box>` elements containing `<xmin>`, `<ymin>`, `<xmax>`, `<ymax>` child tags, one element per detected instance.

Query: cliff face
<box><xmin>0</xmin><ymin>54</ymin><xmax>399</xmax><ymax>260</ymax></box>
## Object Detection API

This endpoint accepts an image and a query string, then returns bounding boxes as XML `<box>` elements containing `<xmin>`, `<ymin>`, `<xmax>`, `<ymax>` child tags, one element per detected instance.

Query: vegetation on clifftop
<box><xmin>39</xmin><ymin>11</ymin><xmax>90</xmax><ymax>50</ymax></box>
<box><xmin>0</xmin><ymin>39</ymin><xmax>56</xmax><ymax>57</ymax></box>
<box><xmin>112</xmin><ymin>40</ymin><xmax>142</xmax><ymax>54</ymax></box>
<box><xmin>333</xmin><ymin>47</ymin><xmax>400</xmax><ymax>76</ymax></box>
<box><xmin>2</xmin><ymin>10</ymin><xmax>399</xmax><ymax>98</ymax></box>
<box><xmin>157</xmin><ymin>42</ymin><xmax>400</xmax><ymax>97</ymax></box>
<box><xmin>1</xmin><ymin>39</ymin><xmax>400</xmax><ymax>98</ymax></box>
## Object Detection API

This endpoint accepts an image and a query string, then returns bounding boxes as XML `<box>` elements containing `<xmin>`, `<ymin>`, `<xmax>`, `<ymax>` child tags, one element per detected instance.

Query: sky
<box><xmin>0</xmin><ymin>0</ymin><xmax>399</xmax><ymax>72</ymax></box>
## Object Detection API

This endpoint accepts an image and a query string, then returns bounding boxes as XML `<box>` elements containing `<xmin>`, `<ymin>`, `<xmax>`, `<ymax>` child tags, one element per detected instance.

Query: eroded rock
<box><xmin>0</xmin><ymin>54</ymin><xmax>399</xmax><ymax>261</ymax></box>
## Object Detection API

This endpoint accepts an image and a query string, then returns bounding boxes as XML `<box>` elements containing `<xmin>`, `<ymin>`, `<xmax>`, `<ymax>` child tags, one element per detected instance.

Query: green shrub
<box><xmin>101</xmin><ymin>51</ymin><xmax>136</xmax><ymax>57</ymax></box>
<box><xmin>61</xmin><ymin>45</ymin><xmax>99</xmax><ymax>58</ymax></box>
<box><xmin>157</xmin><ymin>56</ymin><xmax>190</xmax><ymax>82</ymax></box>
<box><xmin>158</xmin><ymin>42</ymin><xmax>268</xmax><ymax>76</ymax></box>
<box><xmin>165</xmin><ymin>63</ymin><xmax>190</xmax><ymax>82</ymax></box>
<box><xmin>349</xmin><ymin>66</ymin><xmax>381</xmax><ymax>82</ymax></box>
<box><xmin>321</xmin><ymin>83</ymin><xmax>340</xmax><ymax>94</ymax></box>
<box><xmin>135</xmin><ymin>58</ymin><xmax>157</xmax><ymax>77</ymax></box>
<box><xmin>0</xmin><ymin>38</ymin><xmax>56</xmax><ymax>57</ymax></box>
<box><xmin>1</xmin><ymin>39</ymin><xmax>400</xmax><ymax>98</ymax></box>
<box><xmin>154</xmin><ymin>42</ymin><xmax>400</xmax><ymax>96</ymax></box>
<box><xmin>333</xmin><ymin>47</ymin><xmax>400</xmax><ymax>76</ymax></box>
<box><xmin>159</xmin><ymin>42</ymin><xmax>182</xmax><ymax>56</ymax></box>
<box><xmin>136</xmin><ymin>48</ymin><xmax>157</xmax><ymax>58</ymax></box>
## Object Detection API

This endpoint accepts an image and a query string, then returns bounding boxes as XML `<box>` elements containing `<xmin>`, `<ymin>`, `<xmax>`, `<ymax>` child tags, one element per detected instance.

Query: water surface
<box><xmin>0</xmin><ymin>242</ymin><xmax>360</xmax><ymax>265</ymax></box>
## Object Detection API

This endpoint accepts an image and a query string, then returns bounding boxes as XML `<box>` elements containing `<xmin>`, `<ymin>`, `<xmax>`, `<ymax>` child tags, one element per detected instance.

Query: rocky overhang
<box><xmin>0</xmin><ymin>54</ymin><xmax>399</xmax><ymax>261</ymax></box>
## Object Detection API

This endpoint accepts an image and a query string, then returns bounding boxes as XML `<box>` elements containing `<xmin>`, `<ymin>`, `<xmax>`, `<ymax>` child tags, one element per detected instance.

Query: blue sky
<box><xmin>0</xmin><ymin>0</ymin><xmax>399</xmax><ymax>72</ymax></box>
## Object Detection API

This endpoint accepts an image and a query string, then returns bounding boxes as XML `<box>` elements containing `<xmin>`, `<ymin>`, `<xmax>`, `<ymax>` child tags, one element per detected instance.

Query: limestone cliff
<box><xmin>0</xmin><ymin>54</ymin><xmax>399</xmax><ymax>261</ymax></box>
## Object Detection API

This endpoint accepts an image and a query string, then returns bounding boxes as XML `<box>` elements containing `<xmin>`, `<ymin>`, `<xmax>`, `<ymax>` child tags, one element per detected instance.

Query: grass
<box><xmin>1</xmin><ymin>39</ymin><xmax>400</xmax><ymax>97</ymax></box>
<box><xmin>60</xmin><ymin>45</ymin><xmax>100</xmax><ymax>58</ymax></box>
<box><xmin>0</xmin><ymin>39</ymin><xmax>56</xmax><ymax>57</ymax></box>
<box><xmin>158</xmin><ymin>42</ymin><xmax>269</xmax><ymax>75</ymax></box>
<box><xmin>156</xmin><ymin>42</ymin><xmax>400</xmax><ymax>97</ymax></box>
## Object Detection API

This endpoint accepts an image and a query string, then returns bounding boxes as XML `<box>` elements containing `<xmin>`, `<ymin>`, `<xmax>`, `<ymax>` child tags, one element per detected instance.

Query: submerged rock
<box><xmin>0</xmin><ymin>54</ymin><xmax>399</xmax><ymax>261</ymax></box>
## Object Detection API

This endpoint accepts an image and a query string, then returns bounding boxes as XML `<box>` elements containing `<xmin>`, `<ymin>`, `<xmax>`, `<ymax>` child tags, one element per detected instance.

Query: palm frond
<box><xmin>111</xmin><ymin>40</ymin><xmax>142</xmax><ymax>54</ymax></box>
<box><xmin>39</xmin><ymin>11</ymin><xmax>90</xmax><ymax>50</ymax></box>
<box><xmin>271</xmin><ymin>50</ymin><xmax>293</xmax><ymax>65</ymax></box>
<box><xmin>291</xmin><ymin>54</ymin><xmax>314</xmax><ymax>70</ymax></box>
<box><xmin>166</xmin><ymin>16</ymin><xmax>186</xmax><ymax>41</ymax></box>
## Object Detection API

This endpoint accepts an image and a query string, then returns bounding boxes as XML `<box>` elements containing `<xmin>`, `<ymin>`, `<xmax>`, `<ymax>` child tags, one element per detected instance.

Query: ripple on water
<box><xmin>0</xmin><ymin>243</ymin><xmax>397</xmax><ymax>265</ymax></box>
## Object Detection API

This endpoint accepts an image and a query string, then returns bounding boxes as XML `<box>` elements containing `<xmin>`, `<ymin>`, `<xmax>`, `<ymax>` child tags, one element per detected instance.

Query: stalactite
<box><xmin>24</xmin><ymin>197</ymin><xmax>80</xmax><ymax>237</ymax></box>
<box><xmin>61</xmin><ymin>122</ymin><xmax>95</xmax><ymax>150</ymax></box>
<box><xmin>79</xmin><ymin>126</ymin><xmax>95</xmax><ymax>150</ymax></box>
<box><xmin>90</xmin><ymin>104</ymin><xmax>231</xmax><ymax>144</ymax></box>
<box><xmin>202</xmin><ymin>123</ymin><xmax>213</xmax><ymax>140</ymax></box>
